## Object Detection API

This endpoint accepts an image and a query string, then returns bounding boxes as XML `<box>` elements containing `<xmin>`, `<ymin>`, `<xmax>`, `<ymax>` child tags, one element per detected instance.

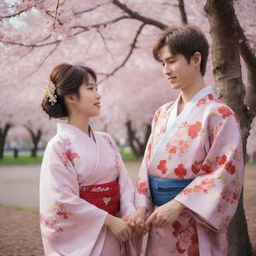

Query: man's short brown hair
<box><xmin>153</xmin><ymin>25</ymin><xmax>209</xmax><ymax>76</ymax></box>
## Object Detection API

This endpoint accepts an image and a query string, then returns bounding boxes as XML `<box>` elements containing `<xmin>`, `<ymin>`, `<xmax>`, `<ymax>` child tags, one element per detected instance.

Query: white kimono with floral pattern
<box><xmin>40</xmin><ymin>123</ymin><xmax>140</xmax><ymax>256</ymax></box>
<box><xmin>135</xmin><ymin>87</ymin><xmax>244</xmax><ymax>256</ymax></box>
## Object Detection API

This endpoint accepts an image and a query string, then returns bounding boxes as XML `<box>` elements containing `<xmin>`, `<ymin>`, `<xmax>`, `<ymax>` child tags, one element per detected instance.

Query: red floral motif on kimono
<box><xmin>191</xmin><ymin>161</ymin><xmax>202</xmax><ymax>175</ymax></box>
<box><xmin>177</xmin><ymin>139</ymin><xmax>189</xmax><ymax>154</ymax></box>
<box><xmin>182</xmin><ymin>178</ymin><xmax>216</xmax><ymax>195</ymax></box>
<box><xmin>217</xmin><ymin>154</ymin><xmax>227</xmax><ymax>166</ymax></box>
<box><xmin>136</xmin><ymin>182</ymin><xmax>148</xmax><ymax>195</ymax></box>
<box><xmin>146</xmin><ymin>143</ymin><xmax>152</xmax><ymax>162</ymax></box>
<box><xmin>40</xmin><ymin>214</ymin><xmax>55</xmax><ymax>229</ymax></box>
<box><xmin>60</xmin><ymin>149</ymin><xmax>79</xmax><ymax>166</ymax></box>
<box><xmin>60</xmin><ymin>138</ymin><xmax>79</xmax><ymax>166</ymax></box>
<box><xmin>174</xmin><ymin>164</ymin><xmax>187</xmax><ymax>179</ymax></box>
<box><xmin>172</xmin><ymin>220</ymin><xmax>199</xmax><ymax>256</ymax></box>
<box><xmin>102</xmin><ymin>135</ymin><xmax>121</xmax><ymax>173</ymax></box>
<box><xmin>201</xmin><ymin>163</ymin><xmax>212</xmax><ymax>174</ymax></box>
<box><xmin>166</xmin><ymin>143</ymin><xmax>177</xmax><ymax>154</ymax></box>
<box><xmin>153</xmin><ymin>109</ymin><xmax>161</xmax><ymax>123</ymax></box>
<box><xmin>218</xmin><ymin>106</ymin><xmax>233</xmax><ymax>119</ymax></box>
<box><xmin>40</xmin><ymin>203</ymin><xmax>72</xmax><ymax>233</ymax></box>
<box><xmin>187</xmin><ymin>122</ymin><xmax>202</xmax><ymax>139</ymax></box>
<box><xmin>157</xmin><ymin>160</ymin><xmax>168</xmax><ymax>174</ymax></box>
<box><xmin>221</xmin><ymin>190</ymin><xmax>239</xmax><ymax>204</ymax></box>
<box><xmin>51</xmin><ymin>203</ymin><xmax>72</xmax><ymax>220</ymax></box>
<box><xmin>225</xmin><ymin>161</ymin><xmax>236</xmax><ymax>175</ymax></box>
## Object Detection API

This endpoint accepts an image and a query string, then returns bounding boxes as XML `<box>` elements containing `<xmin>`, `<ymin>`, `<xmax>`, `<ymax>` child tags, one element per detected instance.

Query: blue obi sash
<box><xmin>149</xmin><ymin>175</ymin><xmax>193</xmax><ymax>206</ymax></box>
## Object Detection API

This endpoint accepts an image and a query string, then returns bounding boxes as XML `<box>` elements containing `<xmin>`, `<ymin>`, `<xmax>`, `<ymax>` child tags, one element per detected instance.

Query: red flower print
<box><xmin>153</xmin><ymin>109</ymin><xmax>161</xmax><ymax>123</ymax></box>
<box><xmin>188</xmin><ymin>122</ymin><xmax>202</xmax><ymax>139</ymax></box>
<box><xmin>188</xmin><ymin>245</ymin><xmax>199</xmax><ymax>256</ymax></box>
<box><xmin>157</xmin><ymin>160</ymin><xmax>168</xmax><ymax>174</ymax></box>
<box><xmin>176</xmin><ymin>241</ymin><xmax>186</xmax><ymax>253</ymax></box>
<box><xmin>60</xmin><ymin>149</ymin><xmax>79</xmax><ymax>166</ymax></box>
<box><xmin>172</xmin><ymin>220</ymin><xmax>181</xmax><ymax>237</ymax></box>
<box><xmin>201</xmin><ymin>163</ymin><xmax>212</xmax><ymax>174</ymax></box>
<box><xmin>178</xmin><ymin>139</ymin><xmax>189</xmax><ymax>153</ymax></box>
<box><xmin>218</xmin><ymin>106</ymin><xmax>233</xmax><ymax>119</ymax></box>
<box><xmin>57</xmin><ymin>211</ymin><xmax>69</xmax><ymax>219</ymax></box>
<box><xmin>182</xmin><ymin>188</ymin><xmax>193</xmax><ymax>195</ymax></box>
<box><xmin>136</xmin><ymin>182</ymin><xmax>148</xmax><ymax>195</ymax></box>
<box><xmin>191</xmin><ymin>161</ymin><xmax>201</xmax><ymax>175</ymax></box>
<box><xmin>167</xmin><ymin>143</ymin><xmax>177</xmax><ymax>154</ymax></box>
<box><xmin>225</xmin><ymin>161</ymin><xmax>236</xmax><ymax>175</ymax></box>
<box><xmin>174</xmin><ymin>164</ymin><xmax>187</xmax><ymax>179</ymax></box>
<box><xmin>146</xmin><ymin>143</ymin><xmax>152</xmax><ymax>162</ymax></box>
<box><xmin>207</xmin><ymin>94</ymin><xmax>214</xmax><ymax>100</ymax></box>
<box><xmin>196</xmin><ymin>97</ymin><xmax>206</xmax><ymax>107</ymax></box>
<box><xmin>218</xmin><ymin>154</ymin><xmax>227</xmax><ymax>166</ymax></box>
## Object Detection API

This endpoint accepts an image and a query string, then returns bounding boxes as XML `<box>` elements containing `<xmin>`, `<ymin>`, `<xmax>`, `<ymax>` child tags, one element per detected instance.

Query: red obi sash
<box><xmin>79</xmin><ymin>180</ymin><xmax>120</xmax><ymax>216</ymax></box>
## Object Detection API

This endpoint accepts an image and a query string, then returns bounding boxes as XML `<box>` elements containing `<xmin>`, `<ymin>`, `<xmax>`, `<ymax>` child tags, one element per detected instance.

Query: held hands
<box><xmin>104</xmin><ymin>214</ymin><xmax>133</xmax><ymax>242</ymax></box>
<box><xmin>146</xmin><ymin>200</ymin><xmax>185</xmax><ymax>228</ymax></box>
<box><xmin>105</xmin><ymin>200</ymin><xmax>185</xmax><ymax>240</ymax></box>
<box><xmin>127</xmin><ymin>207</ymin><xmax>148</xmax><ymax>235</ymax></box>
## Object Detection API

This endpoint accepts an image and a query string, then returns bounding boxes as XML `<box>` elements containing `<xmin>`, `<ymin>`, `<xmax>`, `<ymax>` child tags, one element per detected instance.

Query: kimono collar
<box><xmin>57</xmin><ymin>123</ymin><xmax>92</xmax><ymax>140</ymax></box>
<box><xmin>178</xmin><ymin>86</ymin><xmax>215</xmax><ymax>105</ymax></box>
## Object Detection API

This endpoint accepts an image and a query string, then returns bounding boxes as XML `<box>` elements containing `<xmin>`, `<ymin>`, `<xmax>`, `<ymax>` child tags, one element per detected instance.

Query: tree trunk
<box><xmin>0</xmin><ymin>123</ymin><xmax>12</xmax><ymax>159</ymax></box>
<box><xmin>24</xmin><ymin>126</ymin><xmax>42</xmax><ymax>158</ymax></box>
<box><xmin>204</xmin><ymin>0</ymin><xmax>253</xmax><ymax>255</ymax></box>
<box><xmin>126</xmin><ymin>120</ymin><xmax>151</xmax><ymax>158</ymax></box>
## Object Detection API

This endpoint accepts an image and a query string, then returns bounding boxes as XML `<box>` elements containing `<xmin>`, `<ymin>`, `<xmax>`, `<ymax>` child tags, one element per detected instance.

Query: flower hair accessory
<box><xmin>43</xmin><ymin>81</ymin><xmax>57</xmax><ymax>105</ymax></box>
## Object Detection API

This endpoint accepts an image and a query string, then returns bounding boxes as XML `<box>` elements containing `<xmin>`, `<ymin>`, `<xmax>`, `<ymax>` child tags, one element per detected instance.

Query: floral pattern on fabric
<box><xmin>136</xmin><ymin>181</ymin><xmax>148</xmax><ymax>195</ymax></box>
<box><xmin>40</xmin><ymin>203</ymin><xmax>73</xmax><ymax>233</ymax></box>
<box><xmin>102</xmin><ymin>134</ymin><xmax>121</xmax><ymax>174</ymax></box>
<box><xmin>59</xmin><ymin>138</ymin><xmax>79</xmax><ymax>166</ymax></box>
<box><xmin>172</xmin><ymin>219</ymin><xmax>199</xmax><ymax>256</ymax></box>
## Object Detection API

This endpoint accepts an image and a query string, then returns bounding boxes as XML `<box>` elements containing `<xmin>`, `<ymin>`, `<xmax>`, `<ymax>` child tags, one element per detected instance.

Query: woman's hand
<box><xmin>146</xmin><ymin>200</ymin><xmax>185</xmax><ymax>228</ymax></box>
<box><xmin>127</xmin><ymin>207</ymin><xmax>148</xmax><ymax>235</ymax></box>
<box><xmin>104</xmin><ymin>214</ymin><xmax>133</xmax><ymax>242</ymax></box>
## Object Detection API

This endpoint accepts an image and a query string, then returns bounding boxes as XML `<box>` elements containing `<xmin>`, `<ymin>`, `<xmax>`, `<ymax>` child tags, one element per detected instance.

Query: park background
<box><xmin>0</xmin><ymin>0</ymin><xmax>256</xmax><ymax>255</ymax></box>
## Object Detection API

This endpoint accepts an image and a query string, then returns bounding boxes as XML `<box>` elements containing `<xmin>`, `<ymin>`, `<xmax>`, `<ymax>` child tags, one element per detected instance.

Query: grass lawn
<box><xmin>0</xmin><ymin>151</ymin><xmax>137</xmax><ymax>165</ymax></box>
<box><xmin>0</xmin><ymin>155</ymin><xmax>43</xmax><ymax>165</ymax></box>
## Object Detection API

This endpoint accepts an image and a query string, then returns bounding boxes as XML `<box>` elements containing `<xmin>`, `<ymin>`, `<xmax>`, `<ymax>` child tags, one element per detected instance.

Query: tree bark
<box><xmin>204</xmin><ymin>0</ymin><xmax>254</xmax><ymax>255</ymax></box>
<box><xmin>126</xmin><ymin>120</ymin><xmax>151</xmax><ymax>158</ymax></box>
<box><xmin>24</xmin><ymin>126</ymin><xmax>42</xmax><ymax>158</ymax></box>
<box><xmin>0</xmin><ymin>123</ymin><xmax>12</xmax><ymax>159</ymax></box>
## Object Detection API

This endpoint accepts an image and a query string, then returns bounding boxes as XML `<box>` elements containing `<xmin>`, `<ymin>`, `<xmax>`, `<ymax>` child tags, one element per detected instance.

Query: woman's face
<box><xmin>72</xmin><ymin>75</ymin><xmax>101</xmax><ymax>118</ymax></box>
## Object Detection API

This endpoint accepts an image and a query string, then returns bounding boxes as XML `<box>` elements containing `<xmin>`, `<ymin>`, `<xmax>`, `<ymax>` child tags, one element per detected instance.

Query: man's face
<box><xmin>159</xmin><ymin>45</ymin><xmax>197</xmax><ymax>90</ymax></box>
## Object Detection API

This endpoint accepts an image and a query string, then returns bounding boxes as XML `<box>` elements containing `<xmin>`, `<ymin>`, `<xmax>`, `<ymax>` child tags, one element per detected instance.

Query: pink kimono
<box><xmin>40</xmin><ymin>123</ymin><xmax>139</xmax><ymax>256</ymax></box>
<box><xmin>135</xmin><ymin>87</ymin><xmax>244</xmax><ymax>256</ymax></box>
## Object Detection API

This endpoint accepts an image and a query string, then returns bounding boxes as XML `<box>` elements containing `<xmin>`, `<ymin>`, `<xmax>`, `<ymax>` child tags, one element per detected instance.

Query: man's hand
<box><xmin>146</xmin><ymin>200</ymin><xmax>185</xmax><ymax>227</ymax></box>
<box><xmin>127</xmin><ymin>207</ymin><xmax>149</xmax><ymax>234</ymax></box>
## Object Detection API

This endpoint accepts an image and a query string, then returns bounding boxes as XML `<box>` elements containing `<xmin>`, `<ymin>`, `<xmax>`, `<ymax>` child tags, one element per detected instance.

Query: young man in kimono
<box><xmin>40</xmin><ymin>63</ymin><xmax>140</xmax><ymax>255</ymax></box>
<box><xmin>128</xmin><ymin>25</ymin><xmax>244</xmax><ymax>256</ymax></box>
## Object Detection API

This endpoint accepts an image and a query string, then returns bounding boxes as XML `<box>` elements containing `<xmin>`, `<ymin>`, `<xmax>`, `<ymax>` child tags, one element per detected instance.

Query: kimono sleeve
<box><xmin>106</xmin><ymin>135</ymin><xmax>136</xmax><ymax>217</ymax></box>
<box><xmin>175</xmin><ymin>108</ymin><xmax>244</xmax><ymax>232</ymax></box>
<box><xmin>40</xmin><ymin>140</ymin><xmax>108</xmax><ymax>256</ymax></box>
<box><xmin>134</xmin><ymin>107</ymin><xmax>163</xmax><ymax>211</ymax></box>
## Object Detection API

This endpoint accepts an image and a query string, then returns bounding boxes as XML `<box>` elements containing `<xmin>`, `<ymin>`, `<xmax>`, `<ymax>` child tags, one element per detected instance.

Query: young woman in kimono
<box><xmin>40</xmin><ymin>63</ymin><xmax>140</xmax><ymax>256</ymax></box>
<box><xmin>128</xmin><ymin>25</ymin><xmax>244</xmax><ymax>256</ymax></box>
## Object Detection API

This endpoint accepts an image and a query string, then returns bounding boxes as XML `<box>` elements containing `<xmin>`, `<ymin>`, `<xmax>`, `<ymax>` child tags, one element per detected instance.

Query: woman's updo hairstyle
<box><xmin>42</xmin><ymin>63</ymin><xmax>97</xmax><ymax>118</ymax></box>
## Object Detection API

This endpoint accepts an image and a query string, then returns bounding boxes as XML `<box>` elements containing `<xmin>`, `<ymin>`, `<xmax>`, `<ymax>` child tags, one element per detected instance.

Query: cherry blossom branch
<box><xmin>74</xmin><ymin>2</ymin><xmax>111</xmax><ymax>16</ymax></box>
<box><xmin>0</xmin><ymin>9</ymin><xmax>28</xmax><ymax>19</ymax></box>
<box><xmin>98</xmin><ymin>23</ymin><xmax>146</xmax><ymax>84</ymax></box>
<box><xmin>111</xmin><ymin>0</ymin><xmax>167</xmax><ymax>29</ymax></box>
<box><xmin>24</xmin><ymin>42</ymin><xmax>60</xmax><ymax>79</ymax></box>
<box><xmin>178</xmin><ymin>0</ymin><xmax>188</xmax><ymax>24</ymax></box>
<box><xmin>72</xmin><ymin>15</ymin><xmax>131</xmax><ymax>32</ymax></box>
<box><xmin>53</xmin><ymin>0</ymin><xmax>60</xmax><ymax>27</ymax></box>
